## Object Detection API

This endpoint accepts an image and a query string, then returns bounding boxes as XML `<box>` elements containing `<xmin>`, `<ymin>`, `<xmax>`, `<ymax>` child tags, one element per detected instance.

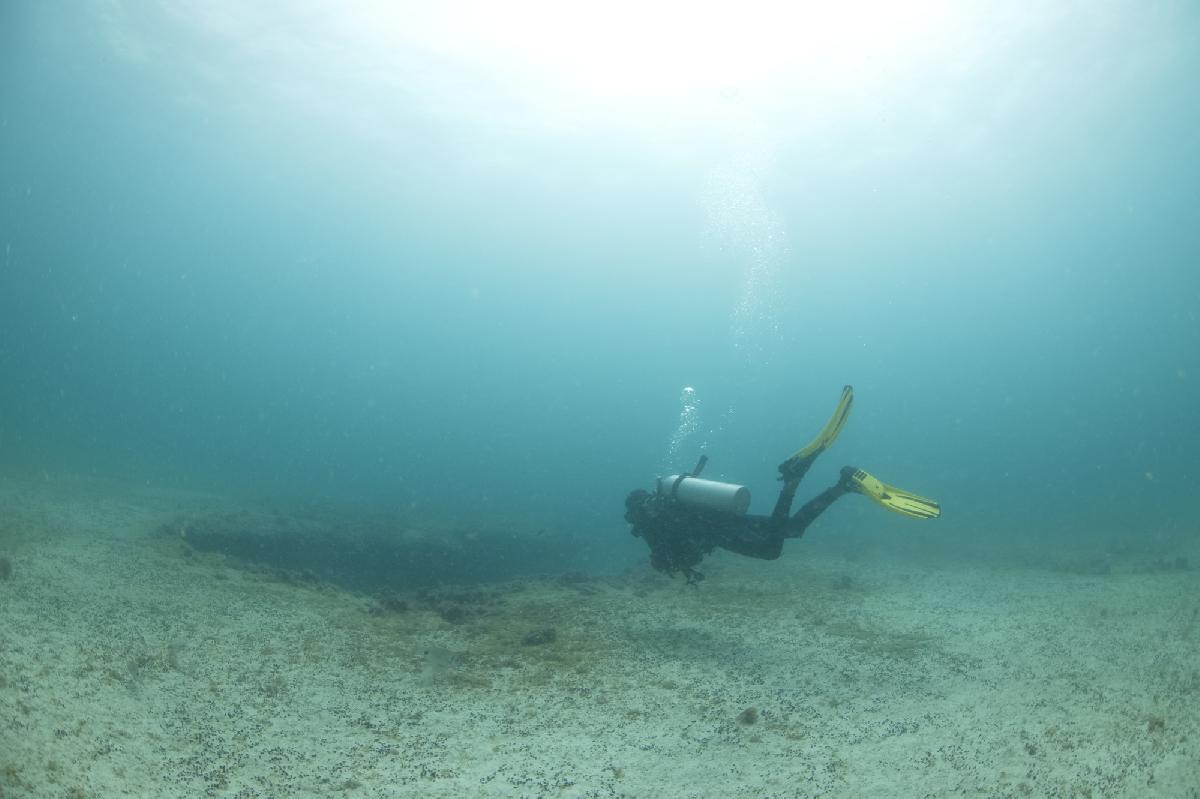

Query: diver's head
<box><xmin>624</xmin><ymin>489</ymin><xmax>652</xmax><ymax>525</ymax></box>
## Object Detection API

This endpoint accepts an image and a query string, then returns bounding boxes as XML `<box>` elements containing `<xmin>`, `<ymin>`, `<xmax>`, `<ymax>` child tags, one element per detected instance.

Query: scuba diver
<box><xmin>624</xmin><ymin>386</ymin><xmax>940</xmax><ymax>583</ymax></box>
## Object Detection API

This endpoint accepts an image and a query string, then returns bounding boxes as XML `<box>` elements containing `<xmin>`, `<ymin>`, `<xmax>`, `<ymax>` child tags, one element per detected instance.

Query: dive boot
<box><xmin>841</xmin><ymin>466</ymin><xmax>941</xmax><ymax>520</ymax></box>
<box><xmin>779</xmin><ymin>385</ymin><xmax>854</xmax><ymax>479</ymax></box>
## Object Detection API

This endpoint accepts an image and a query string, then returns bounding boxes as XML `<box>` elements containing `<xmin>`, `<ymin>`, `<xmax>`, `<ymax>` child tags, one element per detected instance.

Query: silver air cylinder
<box><xmin>658</xmin><ymin>475</ymin><xmax>751</xmax><ymax>515</ymax></box>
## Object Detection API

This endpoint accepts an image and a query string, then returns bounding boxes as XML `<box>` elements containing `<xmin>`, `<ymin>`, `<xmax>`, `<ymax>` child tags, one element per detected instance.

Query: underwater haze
<box><xmin>3</xmin><ymin>0</ymin><xmax>1199</xmax><ymax>568</ymax></box>
<box><xmin>5</xmin><ymin>4</ymin><xmax>1200</xmax><ymax>797</ymax></box>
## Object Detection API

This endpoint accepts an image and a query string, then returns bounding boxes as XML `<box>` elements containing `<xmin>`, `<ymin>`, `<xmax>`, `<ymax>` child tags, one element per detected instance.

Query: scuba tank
<box><xmin>657</xmin><ymin>455</ymin><xmax>750</xmax><ymax>515</ymax></box>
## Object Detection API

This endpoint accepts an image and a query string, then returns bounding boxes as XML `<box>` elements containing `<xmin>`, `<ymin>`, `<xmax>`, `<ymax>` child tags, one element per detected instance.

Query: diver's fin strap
<box><xmin>779</xmin><ymin>385</ymin><xmax>854</xmax><ymax>477</ymax></box>
<box><xmin>845</xmin><ymin>468</ymin><xmax>941</xmax><ymax>520</ymax></box>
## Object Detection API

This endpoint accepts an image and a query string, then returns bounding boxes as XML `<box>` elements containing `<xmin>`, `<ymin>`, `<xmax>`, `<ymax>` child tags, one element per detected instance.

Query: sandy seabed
<box><xmin>1</xmin><ymin>475</ymin><xmax>1197</xmax><ymax>799</ymax></box>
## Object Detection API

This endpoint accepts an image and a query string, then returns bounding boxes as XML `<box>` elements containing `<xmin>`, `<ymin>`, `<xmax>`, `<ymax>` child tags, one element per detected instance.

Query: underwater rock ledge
<box><xmin>161</xmin><ymin>507</ymin><xmax>585</xmax><ymax>590</ymax></box>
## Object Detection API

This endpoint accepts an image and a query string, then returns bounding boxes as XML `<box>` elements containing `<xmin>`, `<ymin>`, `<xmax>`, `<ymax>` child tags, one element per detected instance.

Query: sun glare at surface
<box><xmin>341</xmin><ymin>0</ymin><xmax>958</xmax><ymax>109</ymax></box>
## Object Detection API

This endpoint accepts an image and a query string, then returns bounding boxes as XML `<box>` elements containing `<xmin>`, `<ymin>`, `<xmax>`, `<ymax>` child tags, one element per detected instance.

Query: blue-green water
<box><xmin>2</xmin><ymin>2</ymin><xmax>1198</xmax><ymax>575</ymax></box>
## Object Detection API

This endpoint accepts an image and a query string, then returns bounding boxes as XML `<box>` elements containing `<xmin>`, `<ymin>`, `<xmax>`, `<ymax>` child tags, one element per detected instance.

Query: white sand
<box><xmin>1</xmin><ymin>475</ymin><xmax>1197</xmax><ymax>798</ymax></box>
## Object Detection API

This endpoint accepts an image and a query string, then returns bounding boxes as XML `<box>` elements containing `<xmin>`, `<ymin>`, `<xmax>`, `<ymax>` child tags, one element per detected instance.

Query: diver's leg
<box><xmin>771</xmin><ymin>475</ymin><xmax>804</xmax><ymax>521</ymax></box>
<box><xmin>784</xmin><ymin>469</ymin><xmax>854</xmax><ymax>539</ymax></box>
<box><xmin>786</xmin><ymin>462</ymin><xmax>946</xmax><ymax>537</ymax></box>
<box><xmin>718</xmin><ymin>534</ymin><xmax>785</xmax><ymax>560</ymax></box>
<box><xmin>717</xmin><ymin>516</ymin><xmax>786</xmax><ymax>560</ymax></box>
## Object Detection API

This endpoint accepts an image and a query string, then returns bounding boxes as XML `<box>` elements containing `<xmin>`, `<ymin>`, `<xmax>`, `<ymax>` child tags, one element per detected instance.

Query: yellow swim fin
<box><xmin>844</xmin><ymin>468</ymin><xmax>941</xmax><ymax>520</ymax></box>
<box><xmin>780</xmin><ymin>385</ymin><xmax>854</xmax><ymax>477</ymax></box>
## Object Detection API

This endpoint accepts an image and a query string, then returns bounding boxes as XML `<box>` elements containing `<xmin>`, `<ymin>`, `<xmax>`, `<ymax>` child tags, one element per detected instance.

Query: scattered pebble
<box><xmin>521</xmin><ymin>627</ymin><xmax>557</xmax><ymax>646</ymax></box>
<box><xmin>736</xmin><ymin>707</ymin><xmax>759</xmax><ymax>726</ymax></box>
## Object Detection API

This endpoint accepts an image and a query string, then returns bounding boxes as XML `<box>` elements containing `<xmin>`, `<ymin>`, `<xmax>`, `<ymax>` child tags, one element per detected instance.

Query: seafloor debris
<box><xmin>520</xmin><ymin>627</ymin><xmax>557</xmax><ymax>646</ymax></box>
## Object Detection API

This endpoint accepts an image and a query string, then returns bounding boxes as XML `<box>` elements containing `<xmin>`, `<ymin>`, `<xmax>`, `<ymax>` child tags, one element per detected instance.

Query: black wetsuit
<box><xmin>624</xmin><ymin>463</ymin><xmax>855</xmax><ymax>582</ymax></box>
